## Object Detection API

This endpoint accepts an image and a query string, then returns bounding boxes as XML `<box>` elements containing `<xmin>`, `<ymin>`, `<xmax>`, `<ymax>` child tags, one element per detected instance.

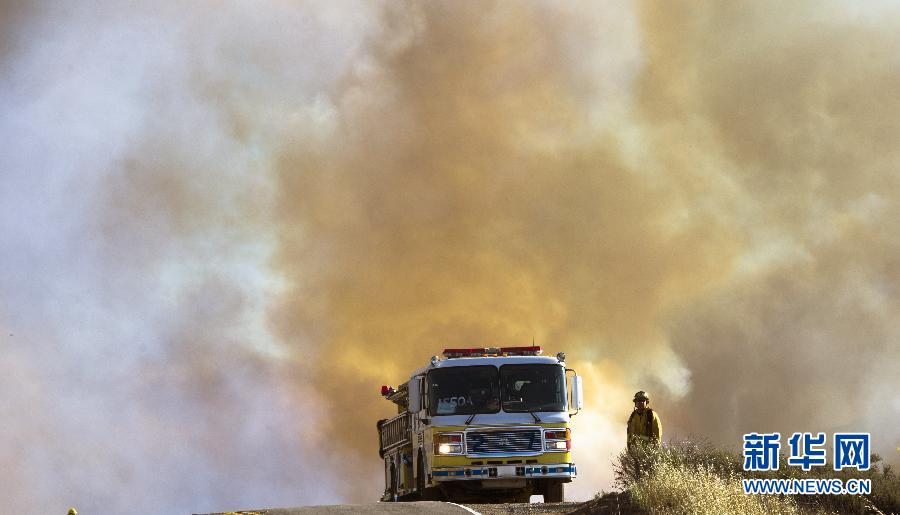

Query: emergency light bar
<box><xmin>442</xmin><ymin>346</ymin><xmax>542</xmax><ymax>358</ymax></box>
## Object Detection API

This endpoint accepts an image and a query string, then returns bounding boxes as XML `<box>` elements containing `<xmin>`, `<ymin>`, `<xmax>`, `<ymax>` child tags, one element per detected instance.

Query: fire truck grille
<box><xmin>466</xmin><ymin>429</ymin><xmax>542</xmax><ymax>456</ymax></box>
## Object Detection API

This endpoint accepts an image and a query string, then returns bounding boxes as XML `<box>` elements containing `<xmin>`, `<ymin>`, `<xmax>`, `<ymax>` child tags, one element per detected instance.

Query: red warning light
<box><xmin>442</xmin><ymin>346</ymin><xmax>543</xmax><ymax>358</ymax></box>
<box><xmin>500</xmin><ymin>346</ymin><xmax>542</xmax><ymax>356</ymax></box>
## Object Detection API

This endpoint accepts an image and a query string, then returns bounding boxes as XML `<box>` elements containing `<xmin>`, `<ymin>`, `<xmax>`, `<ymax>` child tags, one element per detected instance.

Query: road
<box><xmin>199</xmin><ymin>493</ymin><xmax>637</xmax><ymax>514</ymax></box>
<box><xmin>200</xmin><ymin>501</ymin><xmax>582</xmax><ymax>515</ymax></box>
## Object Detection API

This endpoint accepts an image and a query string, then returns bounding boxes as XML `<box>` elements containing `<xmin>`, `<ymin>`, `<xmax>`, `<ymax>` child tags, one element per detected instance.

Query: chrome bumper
<box><xmin>431</xmin><ymin>463</ymin><xmax>576</xmax><ymax>481</ymax></box>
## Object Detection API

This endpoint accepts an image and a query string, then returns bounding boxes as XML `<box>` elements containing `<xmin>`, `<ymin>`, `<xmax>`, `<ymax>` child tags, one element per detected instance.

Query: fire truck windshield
<box><xmin>500</xmin><ymin>364</ymin><xmax>566</xmax><ymax>413</ymax></box>
<box><xmin>427</xmin><ymin>364</ymin><xmax>567</xmax><ymax>416</ymax></box>
<box><xmin>428</xmin><ymin>366</ymin><xmax>500</xmax><ymax>415</ymax></box>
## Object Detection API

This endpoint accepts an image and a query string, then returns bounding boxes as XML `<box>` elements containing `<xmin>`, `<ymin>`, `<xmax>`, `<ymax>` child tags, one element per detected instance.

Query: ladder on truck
<box><xmin>377</xmin><ymin>382</ymin><xmax>411</xmax><ymax>457</ymax></box>
<box><xmin>377</xmin><ymin>411</ymin><xmax>411</xmax><ymax>457</ymax></box>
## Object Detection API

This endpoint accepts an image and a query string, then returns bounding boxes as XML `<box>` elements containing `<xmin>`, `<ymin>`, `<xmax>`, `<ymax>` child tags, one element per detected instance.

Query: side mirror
<box><xmin>566</xmin><ymin>369</ymin><xmax>583</xmax><ymax>415</ymax></box>
<box><xmin>573</xmin><ymin>375</ymin><xmax>584</xmax><ymax>411</ymax></box>
<box><xmin>408</xmin><ymin>376</ymin><xmax>423</xmax><ymax>413</ymax></box>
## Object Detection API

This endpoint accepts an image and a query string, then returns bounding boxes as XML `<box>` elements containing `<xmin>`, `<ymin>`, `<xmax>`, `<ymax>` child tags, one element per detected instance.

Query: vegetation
<box><xmin>611</xmin><ymin>438</ymin><xmax>899</xmax><ymax>515</ymax></box>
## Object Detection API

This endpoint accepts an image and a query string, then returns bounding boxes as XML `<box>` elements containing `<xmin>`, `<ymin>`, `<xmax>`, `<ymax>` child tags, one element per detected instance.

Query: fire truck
<box><xmin>376</xmin><ymin>346</ymin><xmax>583</xmax><ymax>503</ymax></box>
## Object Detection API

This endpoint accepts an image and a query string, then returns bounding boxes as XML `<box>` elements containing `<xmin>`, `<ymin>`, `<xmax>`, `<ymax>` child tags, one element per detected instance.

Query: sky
<box><xmin>1</xmin><ymin>1</ymin><xmax>899</xmax><ymax>513</ymax></box>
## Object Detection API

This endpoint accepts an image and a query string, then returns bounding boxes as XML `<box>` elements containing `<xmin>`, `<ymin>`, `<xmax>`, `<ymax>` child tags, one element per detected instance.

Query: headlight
<box><xmin>544</xmin><ymin>428</ymin><xmax>571</xmax><ymax>452</ymax></box>
<box><xmin>438</xmin><ymin>443</ymin><xmax>461</xmax><ymax>454</ymax></box>
<box><xmin>434</xmin><ymin>432</ymin><xmax>464</xmax><ymax>455</ymax></box>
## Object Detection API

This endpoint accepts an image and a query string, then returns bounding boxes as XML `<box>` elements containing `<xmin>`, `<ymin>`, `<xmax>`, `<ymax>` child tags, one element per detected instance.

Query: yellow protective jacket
<box><xmin>627</xmin><ymin>408</ymin><xmax>662</xmax><ymax>447</ymax></box>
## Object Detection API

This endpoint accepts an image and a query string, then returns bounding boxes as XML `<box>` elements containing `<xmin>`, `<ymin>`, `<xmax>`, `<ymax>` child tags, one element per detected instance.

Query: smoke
<box><xmin>271</xmin><ymin>0</ymin><xmax>733</xmax><ymax>500</ymax></box>
<box><xmin>272</xmin><ymin>0</ymin><xmax>900</xmax><ymax>500</ymax></box>
<box><xmin>2</xmin><ymin>0</ymin><xmax>899</xmax><ymax>511</ymax></box>
<box><xmin>636</xmin><ymin>0</ymin><xmax>900</xmax><ymax>458</ymax></box>
<box><xmin>1</xmin><ymin>1</ymin><xmax>373</xmax><ymax>512</ymax></box>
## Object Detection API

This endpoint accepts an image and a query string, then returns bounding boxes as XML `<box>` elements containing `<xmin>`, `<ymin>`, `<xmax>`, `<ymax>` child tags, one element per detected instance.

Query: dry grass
<box><xmin>610</xmin><ymin>438</ymin><xmax>900</xmax><ymax>515</ymax></box>
<box><xmin>627</xmin><ymin>459</ymin><xmax>800</xmax><ymax>515</ymax></box>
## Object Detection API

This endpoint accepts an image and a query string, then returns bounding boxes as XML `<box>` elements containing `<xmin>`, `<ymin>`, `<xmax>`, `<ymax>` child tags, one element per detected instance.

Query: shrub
<box><xmin>629</xmin><ymin>459</ymin><xmax>800</xmax><ymax>515</ymax></box>
<box><xmin>616</xmin><ymin>439</ymin><xmax>798</xmax><ymax>515</ymax></box>
<box><xmin>612</xmin><ymin>438</ymin><xmax>900</xmax><ymax>515</ymax></box>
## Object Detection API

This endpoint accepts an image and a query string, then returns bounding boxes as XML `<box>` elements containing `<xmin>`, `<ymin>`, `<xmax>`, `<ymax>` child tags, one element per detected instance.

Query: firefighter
<box><xmin>627</xmin><ymin>390</ymin><xmax>661</xmax><ymax>449</ymax></box>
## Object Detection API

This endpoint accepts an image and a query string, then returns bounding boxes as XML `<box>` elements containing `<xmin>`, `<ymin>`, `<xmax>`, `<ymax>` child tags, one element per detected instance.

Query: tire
<box><xmin>416</xmin><ymin>452</ymin><xmax>444</xmax><ymax>501</ymax></box>
<box><xmin>544</xmin><ymin>482</ymin><xmax>564</xmax><ymax>503</ymax></box>
<box><xmin>389</xmin><ymin>463</ymin><xmax>398</xmax><ymax>501</ymax></box>
<box><xmin>416</xmin><ymin>453</ymin><xmax>426</xmax><ymax>495</ymax></box>
<box><xmin>512</xmin><ymin>490</ymin><xmax>532</xmax><ymax>503</ymax></box>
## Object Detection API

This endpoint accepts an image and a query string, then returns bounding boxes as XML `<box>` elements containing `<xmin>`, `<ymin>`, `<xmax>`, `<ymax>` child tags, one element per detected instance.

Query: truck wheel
<box><xmin>389</xmin><ymin>463</ymin><xmax>398</xmax><ymax>501</ymax></box>
<box><xmin>416</xmin><ymin>454</ymin><xmax>425</xmax><ymax>494</ymax></box>
<box><xmin>544</xmin><ymin>482</ymin><xmax>564</xmax><ymax>503</ymax></box>
<box><xmin>416</xmin><ymin>453</ymin><xmax>443</xmax><ymax>501</ymax></box>
<box><xmin>512</xmin><ymin>490</ymin><xmax>532</xmax><ymax>503</ymax></box>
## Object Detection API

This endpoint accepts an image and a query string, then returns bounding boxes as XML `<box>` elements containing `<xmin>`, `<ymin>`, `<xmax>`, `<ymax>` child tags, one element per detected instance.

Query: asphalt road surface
<box><xmin>199</xmin><ymin>493</ymin><xmax>639</xmax><ymax>514</ymax></box>
<box><xmin>200</xmin><ymin>501</ymin><xmax>583</xmax><ymax>515</ymax></box>
<box><xmin>202</xmin><ymin>502</ymin><xmax>479</xmax><ymax>515</ymax></box>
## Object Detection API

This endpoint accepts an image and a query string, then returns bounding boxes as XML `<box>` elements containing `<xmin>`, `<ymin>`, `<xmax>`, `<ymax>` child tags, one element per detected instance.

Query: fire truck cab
<box><xmin>377</xmin><ymin>346</ymin><xmax>583</xmax><ymax>503</ymax></box>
